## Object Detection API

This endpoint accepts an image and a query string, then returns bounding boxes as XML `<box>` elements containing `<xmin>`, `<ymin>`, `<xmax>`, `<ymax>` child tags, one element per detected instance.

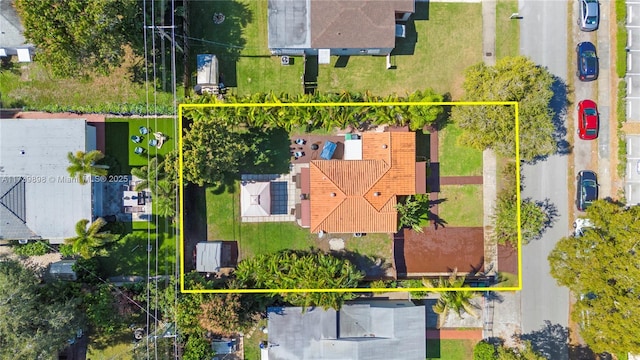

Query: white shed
<box><xmin>196</xmin><ymin>241</ymin><xmax>222</xmax><ymax>273</ymax></box>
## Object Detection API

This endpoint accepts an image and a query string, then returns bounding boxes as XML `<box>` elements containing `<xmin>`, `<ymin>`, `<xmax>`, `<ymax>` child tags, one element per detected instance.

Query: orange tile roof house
<box><xmin>308</xmin><ymin>132</ymin><xmax>426</xmax><ymax>234</ymax></box>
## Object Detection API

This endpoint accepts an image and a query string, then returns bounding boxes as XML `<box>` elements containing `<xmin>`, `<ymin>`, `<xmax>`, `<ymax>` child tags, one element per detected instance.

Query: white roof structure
<box><xmin>241</xmin><ymin>182</ymin><xmax>271</xmax><ymax>216</ymax></box>
<box><xmin>343</xmin><ymin>139</ymin><xmax>363</xmax><ymax>160</ymax></box>
<box><xmin>196</xmin><ymin>241</ymin><xmax>222</xmax><ymax>273</ymax></box>
<box><xmin>0</xmin><ymin>119</ymin><xmax>95</xmax><ymax>243</ymax></box>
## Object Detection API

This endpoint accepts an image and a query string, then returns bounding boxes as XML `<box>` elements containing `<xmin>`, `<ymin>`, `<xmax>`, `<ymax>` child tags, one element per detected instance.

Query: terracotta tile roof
<box><xmin>310</xmin><ymin>132</ymin><xmax>416</xmax><ymax>233</ymax></box>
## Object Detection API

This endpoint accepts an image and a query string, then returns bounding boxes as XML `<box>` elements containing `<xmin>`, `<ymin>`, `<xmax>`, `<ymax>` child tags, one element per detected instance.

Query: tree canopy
<box><xmin>451</xmin><ymin>56</ymin><xmax>557</xmax><ymax>162</ymax></box>
<box><xmin>423</xmin><ymin>269</ymin><xmax>479</xmax><ymax>328</ymax></box>
<box><xmin>234</xmin><ymin>250</ymin><xmax>364</xmax><ymax>310</ymax></box>
<box><xmin>15</xmin><ymin>0</ymin><xmax>141</xmax><ymax>77</ymax></box>
<box><xmin>67</xmin><ymin>150</ymin><xmax>108</xmax><ymax>185</ymax></box>
<box><xmin>0</xmin><ymin>261</ymin><xmax>83</xmax><ymax>358</ymax></box>
<box><xmin>548</xmin><ymin>200</ymin><xmax>640</xmax><ymax>354</ymax></box>
<box><xmin>65</xmin><ymin>218</ymin><xmax>117</xmax><ymax>258</ymax></box>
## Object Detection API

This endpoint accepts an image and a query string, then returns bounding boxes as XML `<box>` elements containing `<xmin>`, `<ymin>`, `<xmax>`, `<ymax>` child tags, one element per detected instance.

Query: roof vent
<box><xmin>19</xmin><ymin>149</ymin><xmax>26</xmax><ymax>155</ymax></box>
<box><xmin>382</xmin><ymin>144</ymin><xmax>388</xmax><ymax>149</ymax></box>
<box><xmin>330</xmin><ymin>192</ymin><xmax>336</xmax><ymax>197</ymax></box>
<box><xmin>374</xmin><ymin>192</ymin><xmax>381</xmax><ymax>197</ymax></box>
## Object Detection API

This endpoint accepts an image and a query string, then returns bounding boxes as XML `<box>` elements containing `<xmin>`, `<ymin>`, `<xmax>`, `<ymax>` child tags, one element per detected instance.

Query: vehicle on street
<box><xmin>576</xmin><ymin>170</ymin><xmax>598</xmax><ymax>211</ymax></box>
<box><xmin>576</xmin><ymin>42</ymin><xmax>598</xmax><ymax>81</ymax></box>
<box><xmin>578</xmin><ymin>0</ymin><xmax>599</xmax><ymax>31</ymax></box>
<box><xmin>578</xmin><ymin>99</ymin><xmax>599</xmax><ymax>140</ymax></box>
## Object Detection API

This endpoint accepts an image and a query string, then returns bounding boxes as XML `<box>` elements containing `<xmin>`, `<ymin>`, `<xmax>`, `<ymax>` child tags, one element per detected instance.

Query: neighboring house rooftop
<box><xmin>0</xmin><ymin>0</ymin><xmax>26</xmax><ymax>47</ymax></box>
<box><xmin>268</xmin><ymin>0</ymin><xmax>414</xmax><ymax>51</ymax></box>
<box><xmin>0</xmin><ymin>119</ymin><xmax>96</xmax><ymax>243</ymax></box>
<box><xmin>267</xmin><ymin>300</ymin><xmax>426</xmax><ymax>360</ymax></box>
<box><xmin>309</xmin><ymin>132</ymin><xmax>417</xmax><ymax>233</ymax></box>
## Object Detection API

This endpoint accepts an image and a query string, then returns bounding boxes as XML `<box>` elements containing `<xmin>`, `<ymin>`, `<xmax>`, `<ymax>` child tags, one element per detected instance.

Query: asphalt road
<box><xmin>518</xmin><ymin>0</ymin><xmax>570</xmax><ymax>358</ymax></box>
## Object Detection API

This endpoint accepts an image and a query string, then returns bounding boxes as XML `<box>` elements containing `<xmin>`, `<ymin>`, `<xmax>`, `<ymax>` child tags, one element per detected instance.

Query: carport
<box><xmin>626</xmin><ymin>135</ymin><xmax>640</xmax><ymax>205</ymax></box>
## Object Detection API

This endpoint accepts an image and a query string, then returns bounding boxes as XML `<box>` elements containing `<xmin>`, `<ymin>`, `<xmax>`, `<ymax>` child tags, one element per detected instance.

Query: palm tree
<box><xmin>65</xmin><ymin>218</ymin><xmax>116</xmax><ymax>259</ymax></box>
<box><xmin>130</xmin><ymin>157</ymin><xmax>160</xmax><ymax>192</ymax></box>
<box><xmin>66</xmin><ymin>150</ymin><xmax>108</xmax><ymax>185</ymax></box>
<box><xmin>153</xmin><ymin>180</ymin><xmax>176</xmax><ymax>219</ymax></box>
<box><xmin>423</xmin><ymin>269</ymin><xmax>479</xmax><ymax>328</ymax></box>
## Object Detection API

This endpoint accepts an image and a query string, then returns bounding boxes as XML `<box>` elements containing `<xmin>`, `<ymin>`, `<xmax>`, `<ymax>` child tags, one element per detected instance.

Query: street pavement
<box><xmin>518</xmin><ymin>0</ymin><xmax>570</xmax><ymax>358</ymax></box>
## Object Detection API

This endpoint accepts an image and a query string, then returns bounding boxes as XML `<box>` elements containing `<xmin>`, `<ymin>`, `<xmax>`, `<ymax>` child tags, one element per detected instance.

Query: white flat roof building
<box><xmin>0</xmin><ymin>119</ymin><xmax>96</xmax><ymax>243</ymax></box>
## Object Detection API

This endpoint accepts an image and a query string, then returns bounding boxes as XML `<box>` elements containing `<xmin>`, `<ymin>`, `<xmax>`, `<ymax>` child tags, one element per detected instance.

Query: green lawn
<box><xmin>99</xmin><ymin>219</ymin><xmax>176</xmax><ymax>277</ymax></box>
<box><xmin>496</xmin><ymin>0</ymin><xmax>520</xmax><ymax>59</ymax></box>
<box><xmin>188</xmin><ymin>0</ymin><xmax>304</xmax><ymax>96</ymax></box>
<box><xmin>344</xmin><ymin>234</ymin><xmax>393</xmax><ymax>263</ymax></box>
<box><xmin>205</xmin><ymin>183</ymin><xmax>314</xmax><ymax>259</ymax></box>
<box><xmin>316</xmin><ymin>3</ymin><xmax>483</xmax><ymax>98</ymax></box>
<box><xmin>438</xmin><ymin>124</ymin><xmax>483</xmax><ymax>176</ymax></box>
<box><xmin>426</xmin><ymin>339</ymin><xmax>476</xmax><ymax>360</ymax></box>
<box><xmin>438</xmin><ymin>185</ymin><xmax>483</xmax><ymax>227</ymax></box>
<box><xmin>0</xmin><ymin>54</ymin><xmax>176</xmax><ymax>110</ymax></box>
<box><xmin>87</xmin><ymin>329</ymin><xmax>135</xmax><ymax>360</ymax></box>
<box><xmin>104</xmin><ymin>117</ymin><xmax>177</xmax><ymax>173</ymax></box>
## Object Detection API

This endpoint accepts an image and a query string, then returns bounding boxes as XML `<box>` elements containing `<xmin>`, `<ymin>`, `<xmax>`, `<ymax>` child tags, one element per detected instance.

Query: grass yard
<box><xmin>104</xmin><ymin>117</ymin><xmax>177</xmax><ymax>172</ymax></box>
<box><xmin>316</xmin><ymin>3</ymin><xmax>482</xmax><ymax>99</ymax></box>
<box><xmin>87</xmin><ymin>329</ymin><xmax>135</xmax><ymax>360</ymax></box>
<box><xmin>426</xmin><ymin>339</ymin><xmax>476</xmax><ymax>360</ymax></box>
<box><xmin>99</xmin><ymin>219</ymin><xmax>176</xmax><ymax>277</ymax></box>
<box><xmin>344</xmin><ymin>234</ymin><xmax>393</xmax><ymax>263</ymax></box>
<box><xmin>438</xmin><ymin>185</ymin><xmax>483</xmax><ymax>227</ymax></box>
<box><xmin>438</xmin><ymin>124</ymin><xmax>483</xmax><ymax>176</ymax></box>
<box><xmin>496</xmin><ymin>0</ymin><xmax>520</xmax><ymax>59</ymax></box>
<box><xmin>0</xmin><ymin>48</ymin><xmax>177</xmax><ymax>110</ymax></box>
<box><xmin>205</xmin><ymin>183</ymin><xmax>314</xmax><ymax>259</ymax></box>
<box><xmin>188</xmin><ymin>0</ymin><xmax>304</xmax><ymax>96</ymax></box>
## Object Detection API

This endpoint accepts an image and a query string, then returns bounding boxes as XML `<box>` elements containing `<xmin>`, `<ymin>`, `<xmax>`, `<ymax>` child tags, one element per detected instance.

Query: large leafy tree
<box><xmin>423</xmin><ymin>269</ymin><xmax>479</xmax><ymax>328</ymax></box>
<box><xmin>235</xmin><ymin>250</ymin><xmax>364</xmax><ymax>310</ymax></box>
<box><xmin>548</xmin><ymin>200</ymin><xmax>640</xmax><ymax>354</ymax></box>
<box><xmin>198</xmin><ymin>293</ymin><xmax>242</xmax><ymax>336</ymax></box>
<box><xmin>65</xmin><ymin>218</ymin><xmax>117</xmax><ymax>258</ymax></box>
<box><xmin>451</xmin><ymin>56</ymin><xmax>557</xmax><ymax>161</ymax></box>
<box><xmin>182</xmin><ymin>120</ymin><xmax>251</xmax><ymax>186</ymax></box>
<box><xmin>15</xmin><ymin>0</ymin><xmax>141</xmax><ymax>77</ymax></box>
<box><xmin>67</xmin><ymin>150</ymin><xmax>108</xmax><ymax>185</ymax></box>
<box><xmin>396</xmin><ymin>194</ymin><xmax>430</xmax><ymax>233</ymax></box>
<box><xmin>0</xmin><ymin>261</ymin><xmax>83</xmax><ymax>358</ymax></box>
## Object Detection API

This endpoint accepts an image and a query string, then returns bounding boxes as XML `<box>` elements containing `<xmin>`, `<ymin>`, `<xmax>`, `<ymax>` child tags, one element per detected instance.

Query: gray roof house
<box><xmin>266</xmin><ymin>300</ymin><xmax>426</xmax><ymax>360</ymax></box>
<box><xmin>0</xmin><ymin>0</ymin><xmax>34</xmax><ymax>61</ymax></box>
<box><xmin>268</xmin><ymin>0</ymin><xmax>414</xmax><ymax>58</ymax></box>
<box><xmin>0</xmin><ymin>119</ymin><xmax>96</xmax><ymax>244</ymax></box>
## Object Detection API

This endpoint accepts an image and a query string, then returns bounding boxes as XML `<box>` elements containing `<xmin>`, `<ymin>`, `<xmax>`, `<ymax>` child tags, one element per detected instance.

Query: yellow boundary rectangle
<box><xmin>178</xmin><ymin>101</ymin><xmax>521</xmax><ymax>293</ymax></box>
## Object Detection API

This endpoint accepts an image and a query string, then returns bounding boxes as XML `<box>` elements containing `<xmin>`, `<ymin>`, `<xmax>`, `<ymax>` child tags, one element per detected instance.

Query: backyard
<box><xmin>205</xmin><ymin>183</ymin><xmax>393</xmax><ymax>264</ymax></box>
<box><xmin>437</xmin><ymin>185</ymin><xmax>484</xmax><ymax>227</ymax></box>
<box><xmin>426</xmin><ymin>339</ymin><xmax>476</xmax><ymax>360</ymax></box>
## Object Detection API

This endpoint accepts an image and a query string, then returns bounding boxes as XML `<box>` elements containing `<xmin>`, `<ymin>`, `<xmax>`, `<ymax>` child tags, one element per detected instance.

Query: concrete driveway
<box><xmin>626</xmin><ymin>1</ymin><xmax>640</xmax><ymax>122</ymax></box>
<box><xmin>626</xmin><ymin>135</ymin><xmax>640</xmax><ymax>205</ymax></box>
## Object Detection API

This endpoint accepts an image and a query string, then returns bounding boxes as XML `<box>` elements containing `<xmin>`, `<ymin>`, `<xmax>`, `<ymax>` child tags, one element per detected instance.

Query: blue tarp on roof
<box><xmin>320</xmin><ymin>141</ymin><xmax>337</xmax><ymax>160</ymax></box>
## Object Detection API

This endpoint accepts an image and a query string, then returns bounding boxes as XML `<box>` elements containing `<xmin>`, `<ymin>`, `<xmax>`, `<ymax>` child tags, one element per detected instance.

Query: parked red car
<box><xmin>578</xmin><ymin>99</ymin><xmax>599</xmax><ymax>140</ymax></box>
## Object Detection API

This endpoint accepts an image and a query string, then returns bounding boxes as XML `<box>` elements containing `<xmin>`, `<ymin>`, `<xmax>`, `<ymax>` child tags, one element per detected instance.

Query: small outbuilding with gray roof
<box><xmin>0</xmin><ymin>118</ymin><xmax>96</xmax><ymax>243</ymax></box>
<box><xmin>266</xmin><ymin>300</ymin><xmax>425</xmax><ymax>360</ymax></box>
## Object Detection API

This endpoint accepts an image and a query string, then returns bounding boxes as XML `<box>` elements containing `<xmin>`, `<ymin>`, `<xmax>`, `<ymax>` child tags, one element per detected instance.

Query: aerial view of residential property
<box><xmin>1</xmin><ymin>0</ymin><xmax>640</xmax><ymax>359</ymax></box>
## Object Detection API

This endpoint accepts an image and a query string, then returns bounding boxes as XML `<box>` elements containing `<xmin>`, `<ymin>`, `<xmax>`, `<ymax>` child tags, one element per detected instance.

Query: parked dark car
<box><xmin>578</xmin><ymin>0</ymin><xmax>599</xmax><ymax>31</ymax></box>
<box><xmin>576</xmin><ymin>170</ymin><xmax>598</xmax><ymax>211</ymax></box>
<box><xmin>578</xmin><ymin>99</ymin><xmax>599</xmax><ymax>140</ymax></box>
<box><xmin>576</xmin><ymin>42</ymin><xmax>598</xmax><ymax>81</ymax></box>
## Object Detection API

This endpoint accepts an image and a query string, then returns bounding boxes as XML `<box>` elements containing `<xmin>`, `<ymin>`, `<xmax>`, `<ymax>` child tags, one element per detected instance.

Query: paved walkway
<box><xmin>426</xmin><ymin>329</ymin><xmax>483</xmax><ymax>340</ymax></box>
<box><xmin>482</xmin><ymin>0</ymin><xmax>497</xmax><ymax>66</ymax></box>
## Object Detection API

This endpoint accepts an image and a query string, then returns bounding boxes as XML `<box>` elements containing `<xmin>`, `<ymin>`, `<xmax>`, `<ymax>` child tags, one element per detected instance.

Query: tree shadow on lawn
<box><xmin>241</xmin><ymin>127</ymin><xmax>291</xmax><ymax>175</ymax></box>
<box><xmin>330</xmin><ymin>249</ymin><xmax>394</xmax><ymax>280</ymax></box>
<box><xmin>188</xmin><ymin>0</ymin><xmax>252</xmax><ymax>88</ymax></box>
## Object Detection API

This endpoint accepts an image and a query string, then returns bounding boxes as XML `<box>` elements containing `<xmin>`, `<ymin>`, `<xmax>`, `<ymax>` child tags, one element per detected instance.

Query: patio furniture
<box><xmin>139</xmin><ymin>126</ymin><xmax>149</xmax><ymax>135</ymax></box>
<box><xmin>320</xmin><ymin>141</ymin><xmax>337</xmax><ymax>160</ymax></box>
<box><xmin>310</xmin><ymin>143</ymin><xmax>319</xmax><ymax>151</ymax></box>
<box><xmin>295</xmin><ymin>138</ymin><xmax>306</xmax><ymax>145</ymax></box>
<box><xmin>149</xmin><ymin>139</ymin><xmax>158</xmax><ymax>147</ymax></box>
<box><xmin>134</xmin><ymin>146</ymin><xmax>145</xmax><ymax>155</ymax></box>
<box><xmin>294</xmin><ymin>151</ymin><xmax>305</xmax><ymax>157</ymax></box>
<box><xmin>152</xmin><ymin>132</ymin><xmax>168</xmax><ymax>149</ymax></box>
<box><xmin>131</xmin><ymin>135</ymin><xmax>142</xmax><ymax>143</ymax></box>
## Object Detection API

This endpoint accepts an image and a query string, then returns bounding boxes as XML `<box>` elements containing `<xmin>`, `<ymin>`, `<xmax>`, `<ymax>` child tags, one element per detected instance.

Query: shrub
<box><xmin>474</xmin><ymin>340</ymin><xmax>496</xmax><ymax>360</ymax></box>
<box><xmin>12</xmin><ymin>241</ymin><xmax>50</xmax><ymax>256</ymax></box>
<box><xmin>617</xmin><ymin>80</ymin><xmax>627</xmax><ymax>177</ymax></box>
<box><xmin>616</xmin><ymin>0</ymin><xmax>628</xmax><ymax>78</ymax></box>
